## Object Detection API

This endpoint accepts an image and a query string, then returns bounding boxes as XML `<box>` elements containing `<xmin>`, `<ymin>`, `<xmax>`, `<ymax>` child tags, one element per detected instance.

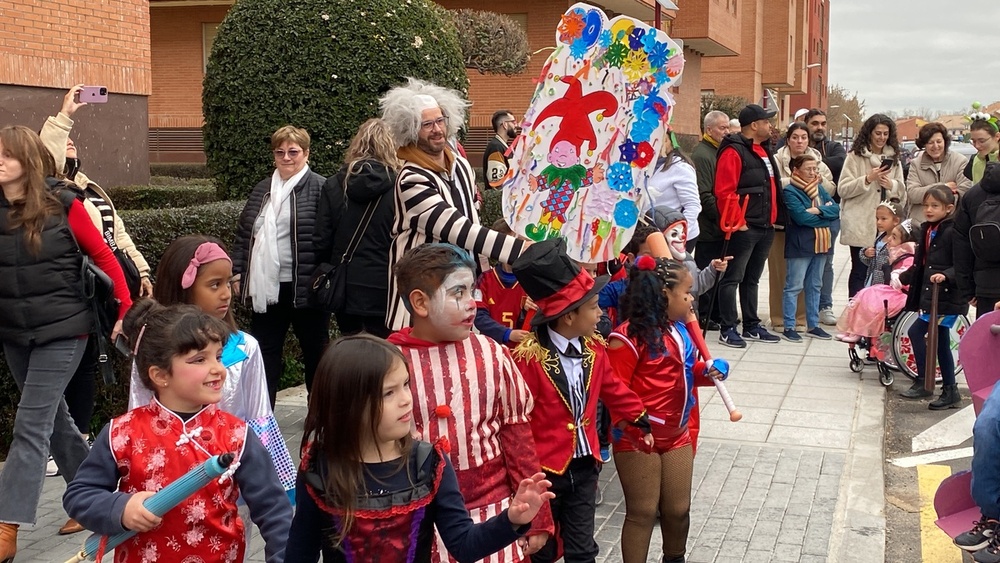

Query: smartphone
<box><xmin>113</xmin><ymin>333</ymin><xmax>131</xmax><ymax>358</ymax></box>
<box><xmin>879</xmin><ymin>157</ymin><xmax>896</xmax><ymax>171</ymax></box>
<box><xmin>79</xmin><ymin>86</ymin><xmax>109</xmax><ymax>104</ymax></box>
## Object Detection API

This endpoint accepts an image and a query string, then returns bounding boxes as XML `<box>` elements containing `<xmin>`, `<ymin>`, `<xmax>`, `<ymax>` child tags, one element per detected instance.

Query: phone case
<box><xmin>80</xmin><ymin>86</ymin><xmax>109</xmax><ymax>104</ymax></box>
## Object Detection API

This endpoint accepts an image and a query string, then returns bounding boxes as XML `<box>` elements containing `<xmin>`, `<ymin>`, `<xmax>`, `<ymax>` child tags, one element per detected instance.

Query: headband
<box><xmin>132</xmin><ymin>324</ymin><xmax>147</xmax><ymax>356</ymax></box>
<box><xmin>181</xmin><ymin>242</ymin><xmax>232</xmax><ymax>289</ymax></box>
<box><xmin>967</xmin><ymin>102</ymin><xmax>1000</xmax><ymax>133</ymax></box>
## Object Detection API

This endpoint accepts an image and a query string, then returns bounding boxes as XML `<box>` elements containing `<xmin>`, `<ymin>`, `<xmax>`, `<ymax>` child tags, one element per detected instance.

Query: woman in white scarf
<box><xmin>232</xmin><ymin>125</ymin><xmax>329</xmax><ymax>405</ymax></box>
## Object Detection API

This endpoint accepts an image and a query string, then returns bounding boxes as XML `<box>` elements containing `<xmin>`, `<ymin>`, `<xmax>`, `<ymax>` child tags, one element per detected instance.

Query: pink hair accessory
<box><xmin>181</xmin><ymin>242</ymin><xmax>232</xmax><ymax>289</ymax></box>
<box><xmin>132</xmin><ymin>324</ymin><xmax>147</xmax><ymax>356</ymax></box>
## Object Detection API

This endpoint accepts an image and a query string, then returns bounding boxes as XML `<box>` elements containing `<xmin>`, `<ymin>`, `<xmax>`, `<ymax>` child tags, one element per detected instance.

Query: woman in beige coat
<box><xmin>838</xmin><ymin>114</ymin><xmax>905</xmax><ymax>297</ymax></box>
<box><xmin>905</xmin><ymin>122</ymin><xmax>971</xmax><ymax>225</ymax></box>
<box><xmin>769</xmin><ymin>123</ymin><xmax>837</xmax><ymax>329</ymax></box>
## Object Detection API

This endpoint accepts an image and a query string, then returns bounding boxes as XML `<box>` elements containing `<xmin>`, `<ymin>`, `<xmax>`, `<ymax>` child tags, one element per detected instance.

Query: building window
<box><xmin>203</xmin><ymin>23</ymin><xmax>220</xmax><ymax>73</ymax></box>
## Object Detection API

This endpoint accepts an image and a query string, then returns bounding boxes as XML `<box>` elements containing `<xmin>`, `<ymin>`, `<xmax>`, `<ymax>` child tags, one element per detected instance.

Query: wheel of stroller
<box><xmin>878</xmin><ymin>364</ymin><xmax>893</xmax><ymax>386</ymax></box>
<box><xmin>849</xmin><ymin>357</ymin><xmax>864</xmax><ymax>373</ymax></box>
<box><xmin>890</xmin><ymin>312</ymin><xmax>970</xmax><ymax>381</ymax></box>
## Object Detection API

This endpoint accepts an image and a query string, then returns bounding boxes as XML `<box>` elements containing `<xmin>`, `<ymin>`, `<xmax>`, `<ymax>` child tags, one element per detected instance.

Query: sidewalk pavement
<box><xmin>23</xmin><ymin>248</ymin><xmax>886</xmax><ymax>563</ymax></box>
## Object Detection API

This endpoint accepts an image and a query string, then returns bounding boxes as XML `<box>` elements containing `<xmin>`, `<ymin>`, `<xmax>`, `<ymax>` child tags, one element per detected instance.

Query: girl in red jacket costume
<box><xmin>607</xmin><ymin>256</ymin><xmax>729</xmax><ymax>563</ymax></box>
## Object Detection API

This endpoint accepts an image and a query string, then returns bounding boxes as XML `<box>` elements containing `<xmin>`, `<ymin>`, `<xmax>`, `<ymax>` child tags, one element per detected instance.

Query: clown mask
<box><xmin>663</xmin><ymin>220</ymin><xmax>688</xmax><ymax>261</ymax></box>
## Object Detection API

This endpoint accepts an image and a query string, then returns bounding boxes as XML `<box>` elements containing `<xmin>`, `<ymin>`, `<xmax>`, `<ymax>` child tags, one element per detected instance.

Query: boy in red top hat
<box><xmin>510</xmin><ymin>238</ymin><xmax>652</xmax><ymax>563</ymax></box>
<box><xmin>388</xmin><ymin>243</ymin><xmax>554</xmax><ymax>562</ymax></box>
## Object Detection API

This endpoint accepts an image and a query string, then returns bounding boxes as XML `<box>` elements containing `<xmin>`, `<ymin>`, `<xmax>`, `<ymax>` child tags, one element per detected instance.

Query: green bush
<box><xmin>149</xmin><ymin>163</ymin><xmax>212</xmax><ymax>179</ymax></box>
<box><xmin>203</xmin><ymin>0</ymin><xmax>469</xmax><ymax>200</ymax></box>
<box><xmin>451</xmin><ymin>9</ymin><xmax>530</xmax><ymax>76</ymax></box>
<box><xmin>120</xmin><ymin>200</ymin><xmax>244</xmax><ymax>273</ymax></box>
<box><xmin>480</xmin><ymin>185</ymin><xmax>503</xmax><ymax>229</ymax></box>
<box><xmin>107</xmin><ymin>183</ymin><xmax>218</xmax><ymax>211</ymax></box>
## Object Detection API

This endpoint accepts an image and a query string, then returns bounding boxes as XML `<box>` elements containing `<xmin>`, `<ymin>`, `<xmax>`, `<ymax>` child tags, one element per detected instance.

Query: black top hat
<box><xmin>511</xmin><ymin>238</ymin><xmax>610</xmax><ymax>327</ymax></box>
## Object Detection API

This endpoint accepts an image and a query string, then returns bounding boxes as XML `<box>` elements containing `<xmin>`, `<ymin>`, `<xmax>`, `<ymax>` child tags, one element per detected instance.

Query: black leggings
<box><xmin>63</xmin><ymin>337</ymin><xmax>98</xmax><ymax>436</ymax></box>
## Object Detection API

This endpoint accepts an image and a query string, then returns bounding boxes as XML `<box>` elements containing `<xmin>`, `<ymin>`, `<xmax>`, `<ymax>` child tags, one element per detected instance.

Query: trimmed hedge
<box><xmin>202</xmin><ymin>0</ymin><xmax>469</xmax><ymax>200</ymax></box>
<box><xmin>107</xmin><ymin>183</ymin><xmax>218</xmax><ymax>211</ymax></box>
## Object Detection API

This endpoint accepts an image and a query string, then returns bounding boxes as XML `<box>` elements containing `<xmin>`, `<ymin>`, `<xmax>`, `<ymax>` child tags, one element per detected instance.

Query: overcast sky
<box><xmin>829</xmin><ymin>0</ymin><xmax>1000</xmax><ymax>115</ymax></box>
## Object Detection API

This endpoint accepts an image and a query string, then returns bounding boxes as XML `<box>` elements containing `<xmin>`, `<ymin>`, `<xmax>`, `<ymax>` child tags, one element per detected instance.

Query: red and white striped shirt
<box><xmin>387</xmin><ymin>329</ymin><xmax>552</xmax><ymax>563</ymax></box>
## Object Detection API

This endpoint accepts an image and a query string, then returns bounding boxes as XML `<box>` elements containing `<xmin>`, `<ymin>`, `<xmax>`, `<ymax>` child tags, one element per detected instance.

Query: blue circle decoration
<box><xmin>615</xmin><ymin>200</ymin><xmax>639</xmax><ymax>228</ymax></box>
<box><xmin>580</xmin><ymin>10</ymin><xmax>602</xmax><ymax>48</ymax></box>
<box><xmin>607</xmin><ymin>162</ymin><xmax>634</xmax><ymax>192</ymax></box>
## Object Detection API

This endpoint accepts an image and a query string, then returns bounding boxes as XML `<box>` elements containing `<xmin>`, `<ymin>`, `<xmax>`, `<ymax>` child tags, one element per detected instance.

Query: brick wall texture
<box><xmin>0</xmin><ymin>0</ymin><xmax>151</xmax><ymax>95</ymax></box>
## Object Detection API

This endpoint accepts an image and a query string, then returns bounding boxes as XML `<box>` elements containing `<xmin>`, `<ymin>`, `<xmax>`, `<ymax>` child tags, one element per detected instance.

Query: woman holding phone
<box><xmin>905</xmin><ymin>122</ymin><xmax>971</xmax><ymax>226</ymax></box>
<box><xmin>838</xmin><ymin>114</ymin><xmax>905</xmax><ymax>297</ymax></box>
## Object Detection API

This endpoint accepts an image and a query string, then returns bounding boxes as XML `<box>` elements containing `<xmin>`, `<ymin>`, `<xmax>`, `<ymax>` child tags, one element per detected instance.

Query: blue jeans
<box><xmin>783</xmin><ymin>255</ymin><xmax>828</xmax><ymax>330</ymax></box>
<box><xmin>820</xmin><ymin>234</ymin><xmax>837</xmax><ymax>310</ymax></box>
<box><xmin>0</xmin><ymin>337</ymin><xmax>91</xmax><ymax>525</ymax></box>
<box><xmin>973</xmin><ymin>385</ymin><xmax>1000</xmax><ymax>519</ymax></box>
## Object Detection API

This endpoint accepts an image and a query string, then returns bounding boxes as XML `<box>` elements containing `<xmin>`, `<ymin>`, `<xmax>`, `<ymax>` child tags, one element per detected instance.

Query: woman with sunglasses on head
<box><xmin>232</xmin><ymin>125</ymin><xmax>328</xmax><ymax>406</ymax></box>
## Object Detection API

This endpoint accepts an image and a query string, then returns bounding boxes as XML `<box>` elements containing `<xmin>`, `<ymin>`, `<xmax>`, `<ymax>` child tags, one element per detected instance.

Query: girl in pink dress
<box><xmin>837</xmin><ymin>221</ymin><xmax>918</xmax><ymax>341</ymax></box>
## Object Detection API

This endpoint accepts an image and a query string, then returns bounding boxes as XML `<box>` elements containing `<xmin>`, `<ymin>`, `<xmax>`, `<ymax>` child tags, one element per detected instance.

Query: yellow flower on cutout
<box><xmin>622</xmin><ymin>49</ymin><xmax>648</xmax><ymax>82</ymax></box>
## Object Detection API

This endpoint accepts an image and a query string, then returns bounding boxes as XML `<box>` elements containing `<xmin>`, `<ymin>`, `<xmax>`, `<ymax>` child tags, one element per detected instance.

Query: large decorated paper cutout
<box><xmin>502</xmin><ymin>3</ymin><xmax>685</xmax><ymax>262</ymax></box>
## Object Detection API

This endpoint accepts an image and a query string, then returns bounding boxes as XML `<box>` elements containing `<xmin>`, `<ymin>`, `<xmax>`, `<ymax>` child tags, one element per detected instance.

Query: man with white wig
<box><xmin>381</xmin><ymin>77</ymin><xmax>527</xmax><ymax>330</ymax></box>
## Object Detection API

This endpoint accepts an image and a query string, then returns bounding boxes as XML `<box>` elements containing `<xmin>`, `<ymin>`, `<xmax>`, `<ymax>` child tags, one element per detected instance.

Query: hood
<box><xmin>341</xmin><ymin>160</ymin><xmax>396</xmax><ymax>204</ymax></box>
<box><xmin>981</xmin><ymin>162</ymin><xmax>1000</xmax><ymax>194</ymax></box>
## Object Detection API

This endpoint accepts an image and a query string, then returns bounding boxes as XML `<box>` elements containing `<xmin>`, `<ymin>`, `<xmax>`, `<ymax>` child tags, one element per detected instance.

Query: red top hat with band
<box><xmin>511</xmin><ymin>238</ymin><xmax>610</xmax><ymax>327</ymax></box>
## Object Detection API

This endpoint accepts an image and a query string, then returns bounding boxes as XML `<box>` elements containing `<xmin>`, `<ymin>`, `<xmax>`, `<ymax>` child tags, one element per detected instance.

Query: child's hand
<box><xmin>642</xmin><ymin>433</ymin><xmax>655</xmax><ymax>448</ymax></box>
<box><xmin>864</xmin><ymin>247</ymin><xmax>876</xmax><ymax>258</ymax></box>
<box><xmin>122</xmin><ymin>491</ymin><xmax>161</xmax><ymax>532</ymax></box>
<box><xmin>711</xmin><ymin>256</ymin><xmax>733</xmax><ymax>273</ymax></box>
<box><xmin>706</xmin><ymin>366</ymin><xmax>725</xmax><ymax>381</ymax></box>
<box><xmin>806</xmin><ymin>207</ymin><xmax>820</xmax><ymax>215</ymax></box>
<box><xmin>517</xmin><ymin>532</ymin><xmax>550</xmax><ymax>556</ymax></box>
<box><xmin>508</xmin><ymin>473</ymin><xmax>555</xmax><ymax>526</ymax></box>
<box><xmin>930</xmin><ymin>273</ymin><xmax>946</xmax><ymax>284</ymax></box>
<box><xmin>509</xmin><ymin>329</ymin><xmax>530</xmax><ymax>343</ymax></box>
<box><xmin>523</xmin><ymin>297</ymin><xmax>538</xmax><ymax>311</ymax></box>
<box><xmin>890</xmin><ymin>274</ymin><xmax>903</xmax><ymax>291</ymax></box>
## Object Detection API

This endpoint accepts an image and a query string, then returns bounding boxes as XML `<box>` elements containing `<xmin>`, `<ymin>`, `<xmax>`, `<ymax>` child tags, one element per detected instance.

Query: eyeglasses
<box><xmin>273</xmin><ymin>149</ymin><xmax>302</xmax><ymax>159</ymax></box>
<box><xmin>970</xmin><ymin>137</ymin><xmax>993</xmax><ymax>146</ymax></box>
<box><xmin>420</xmin><ymin>116</ymin><xmax>448</xmax><ymax>131</ymax></box>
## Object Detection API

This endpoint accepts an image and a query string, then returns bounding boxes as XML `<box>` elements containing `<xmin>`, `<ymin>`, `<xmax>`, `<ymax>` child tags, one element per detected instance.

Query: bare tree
<box><xmin>826</xmin><ymin>85</ymin><xmax>865</xmax><ymax>141</ymax></box>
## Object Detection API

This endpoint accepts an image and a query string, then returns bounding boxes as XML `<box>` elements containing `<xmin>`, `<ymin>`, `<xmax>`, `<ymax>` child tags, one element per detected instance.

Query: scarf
<box><xmin>247</xmin><ymin>164</ymin><xmax>310</xmax><ymax>313</ymax></box>
<box><xmin>397</xmin><ymin>144</ymin><xmax>454</xmax><ymax>173</ymax></box>
<box><xmin>702</xmin><ymin>133</ymin><xmax>720</xmax><ymax>148</ymax></box>
<box><xmin>790</xmin><ymin>172</ymin><xmax>831</xmax><ymax>254</ymax></box>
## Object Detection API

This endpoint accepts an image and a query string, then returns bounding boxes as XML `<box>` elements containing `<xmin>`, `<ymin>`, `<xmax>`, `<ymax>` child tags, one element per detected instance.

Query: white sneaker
<box><xmin>46</xmin><ymin>456</ymin><xmax>60</xmax><ymax>477</ymax></box>
<box><xmin>820</xmin><ymin>308</ymin><xmax>837</xmax><ymax>326</ymax></box>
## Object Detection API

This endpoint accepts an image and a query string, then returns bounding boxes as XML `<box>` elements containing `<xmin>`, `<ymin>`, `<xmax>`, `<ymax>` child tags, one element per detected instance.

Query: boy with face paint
<box><xmin>388</xmin><ymin>244</ymin><xmax>554</xmax><ymax>562</ymax></box>
<box><xmin>511</xmin><ymin>238</ymin><xmax>652</xmax><ymax>563</ymax></box>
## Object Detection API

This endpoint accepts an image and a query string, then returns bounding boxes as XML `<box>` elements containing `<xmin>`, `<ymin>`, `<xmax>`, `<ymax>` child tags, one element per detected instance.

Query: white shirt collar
<box><xmin>547</xmin><ymin>327</ymin><xmax>580</xmax><ymax>355</ymax></box>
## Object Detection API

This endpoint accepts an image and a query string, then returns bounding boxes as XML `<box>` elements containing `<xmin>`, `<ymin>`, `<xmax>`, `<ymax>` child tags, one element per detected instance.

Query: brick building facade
<box><xmin>0</xmin><ymin>0</ymin><xmax>152</xmax><ymax>186</ymax></box>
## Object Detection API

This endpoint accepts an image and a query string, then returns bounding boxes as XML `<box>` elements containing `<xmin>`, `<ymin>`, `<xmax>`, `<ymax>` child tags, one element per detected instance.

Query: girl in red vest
<box><xmin>285</xmin><ymin>333</ymin><xmax>555</xmax><ymax>562</ymax></box>
<box><xmin>64</xmin><ymin>301</ymin><xmax>292</xmax><ymax>563</ymax></box>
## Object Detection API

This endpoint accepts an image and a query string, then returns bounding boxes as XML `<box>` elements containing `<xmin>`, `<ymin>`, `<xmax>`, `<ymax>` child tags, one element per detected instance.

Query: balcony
<box><xmin>669</xmin><ymin>0</ymin><xmax>740</xmax><ymax>57</ymax></box>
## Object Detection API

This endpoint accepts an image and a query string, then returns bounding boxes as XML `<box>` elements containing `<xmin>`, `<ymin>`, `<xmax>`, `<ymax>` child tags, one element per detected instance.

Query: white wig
<box><xmin>379</xmin><ymin>77</ymin><xmax>469</xmax><ymax>147</ymax></box>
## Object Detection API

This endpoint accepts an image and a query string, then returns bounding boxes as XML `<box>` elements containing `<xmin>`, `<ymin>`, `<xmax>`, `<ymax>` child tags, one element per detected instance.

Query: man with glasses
<box><xmin>380</xmin><ymin>78</ymin><xmax>528</xmax><ymax>331</ymax></box>
<box><xmin>804</xmin><ymin>108</ymin><xmax>847</xmax><ymax>326</ymax></box>
<box><xmin>484</xmin><ymin>110</ymin><xmax>519</xmax><ymax>189</ymax></box>
<box><xmin>965</xmin><ymin>119</ymin><xmax>1000</xmax><ymax>184</ymax></box>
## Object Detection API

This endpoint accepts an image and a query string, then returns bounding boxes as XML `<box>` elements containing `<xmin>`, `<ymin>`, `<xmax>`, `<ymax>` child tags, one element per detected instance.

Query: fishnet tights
<box><xmin>615</xmin><ymin>445</ymin><xmax>693</xmax><ymax>562</ymax></box>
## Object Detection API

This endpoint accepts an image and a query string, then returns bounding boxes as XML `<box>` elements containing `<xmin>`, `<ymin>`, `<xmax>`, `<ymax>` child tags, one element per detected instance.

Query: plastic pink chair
<box><xmin>958</xmin><ymin>310</ymin><xmax>1000</xmax><ymax>416</ymax></box>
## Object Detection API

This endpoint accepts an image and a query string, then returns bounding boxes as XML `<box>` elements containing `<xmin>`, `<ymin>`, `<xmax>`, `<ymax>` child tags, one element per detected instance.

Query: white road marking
<box><xmin>890</xmin><ymin>447</ymin><xmax>974</xmax><ymax>468</ymax></box>
<box><xmin>911</xmin><ymin>405</ymin><xmax>975</xmax><ymax>453</ymax></box>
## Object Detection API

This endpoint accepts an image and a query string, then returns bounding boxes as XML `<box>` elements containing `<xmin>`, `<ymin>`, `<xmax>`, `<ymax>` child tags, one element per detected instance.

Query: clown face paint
<box><xmin>663</xmin><ymin>220</ymin><xmax>688</xmax><ymax>261</ymax></box>
<box><xmin>424</xmin><ymin>268</ymin><xmax>477</xmax><ymax>343</ymax></box>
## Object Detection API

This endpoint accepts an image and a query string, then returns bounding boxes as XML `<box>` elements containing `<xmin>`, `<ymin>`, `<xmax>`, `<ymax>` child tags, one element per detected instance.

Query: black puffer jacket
<box><xmin>232</xmin><ymin>169</ymin><xmax>326</xmax><ymax>309</ymax></box>
<box><xmin>953</xmin><ymin>162</ymin><xmax>1000</xmax><ymax>299</ymax></box>
<box><xmin>900</xmin><ymin>219</ymin><xmax>968</xmax><ymax>315</ymax></box>
<box><xmin>0</xmin><ymin>187</ymin><xmax>92</xmax><ymax>345</ymax></box>
<box><xmin>314</xmin><ymin>160</ymin><xmax>396</xmax><ymax>317</ymax></box>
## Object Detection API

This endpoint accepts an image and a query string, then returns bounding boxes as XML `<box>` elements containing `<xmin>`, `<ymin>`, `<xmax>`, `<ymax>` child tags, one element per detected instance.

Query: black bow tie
<box><xmin>562</xmin><ymin>342</ymin><xmax>583</xmax><ymax>359</ymax></box>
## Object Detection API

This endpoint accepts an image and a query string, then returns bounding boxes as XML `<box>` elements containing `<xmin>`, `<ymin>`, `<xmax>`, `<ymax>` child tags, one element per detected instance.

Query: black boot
<box><xmin>929</xmin><ymin>384</ymin><xmax>962</xmax><ymax>410</ymax></box>
<box><xmin>662</xmin><ymin>556</ymin><xmax>685</xmax><ymax>563</ymax></box>
<box><xmin>900</xmin><ymin>378</ymin><xmax>933</xmax><ymax>399</ymax></box>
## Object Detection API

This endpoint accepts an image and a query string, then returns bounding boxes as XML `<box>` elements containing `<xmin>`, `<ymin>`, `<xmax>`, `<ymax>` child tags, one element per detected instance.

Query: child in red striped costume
<box><xmin>388</xmin><ymin>243</ymin><xmax>554</xmax><ymax>562</ymax></box>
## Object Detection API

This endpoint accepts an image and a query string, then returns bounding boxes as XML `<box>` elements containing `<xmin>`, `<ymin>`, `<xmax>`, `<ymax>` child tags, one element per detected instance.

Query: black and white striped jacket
<box><xmin>386</xmin><ymin>154</ymin><xmax>525</xmax><ymax>330</ymax></box>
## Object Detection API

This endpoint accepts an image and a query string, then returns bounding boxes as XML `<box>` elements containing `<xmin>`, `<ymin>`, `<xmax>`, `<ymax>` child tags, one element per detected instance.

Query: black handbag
<box><xmin>309</xmin><ymin>194</ymin><xmax>381</xmax><ymax>313</ymax></box>
<box><xmin>114</xmin><ymin>248</ymin><xmax>142</xmax><ymax>299</ymax></box>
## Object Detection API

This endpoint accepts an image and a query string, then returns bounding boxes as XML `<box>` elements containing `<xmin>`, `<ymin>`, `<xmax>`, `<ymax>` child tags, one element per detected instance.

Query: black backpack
<box><xmin>971</xmin><ymin>195</ymin><xmax>1000</xmax><ymax>263</ymax></box>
